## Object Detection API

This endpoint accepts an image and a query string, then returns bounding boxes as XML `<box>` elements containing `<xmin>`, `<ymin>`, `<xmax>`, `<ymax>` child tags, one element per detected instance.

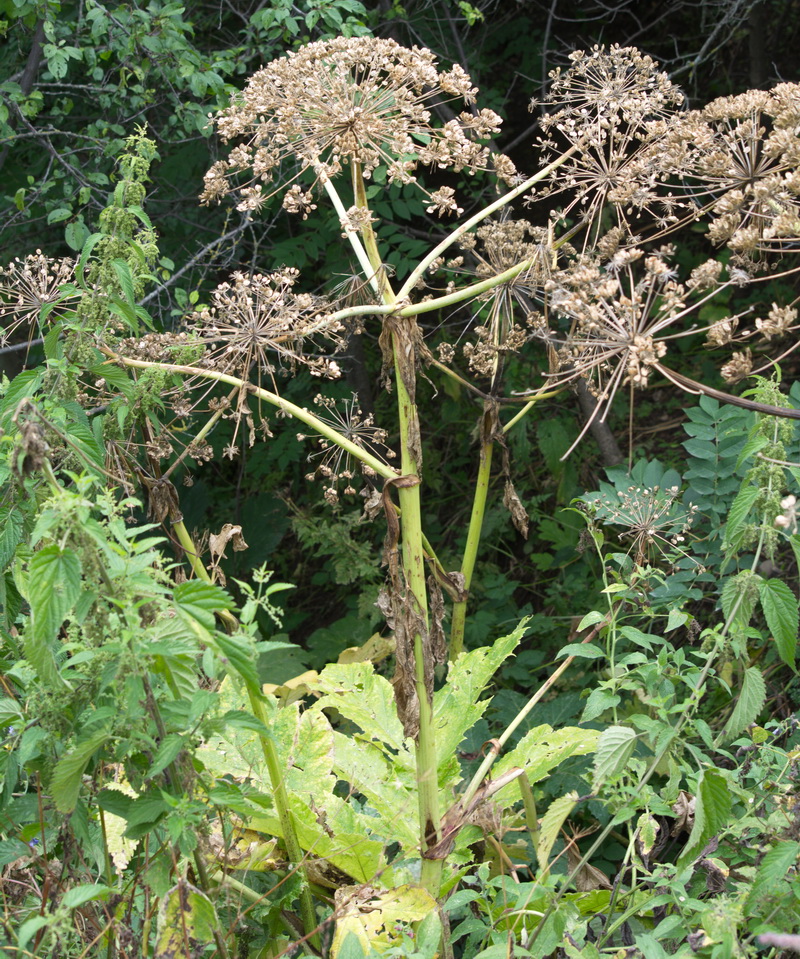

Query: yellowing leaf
<box><xmin>331</xmin><ymin>884</ymin><xmax>438</xmax><ymax>958</ymax></box>
<box><xmin>155</xmin><ymin>879</ymin><xmax>219</xmax><ymax>958</ymax></box>
<box><xmin>103</xmin><ymin>779</ymin><xmax>139</xmax><ymax>874</ymax></box>
<box><xmin>338</xmin><ymin>633</ymin><xmax>395</xmax><ymax>665</ymax></box>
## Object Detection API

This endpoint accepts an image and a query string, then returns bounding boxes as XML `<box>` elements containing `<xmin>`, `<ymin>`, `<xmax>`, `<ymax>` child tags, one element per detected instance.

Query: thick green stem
<box><xmin>449</xmin><ymin>405</ymin><xmax>494</xmax><ymax>660</ymax></box>
<box><xmin>348</xmin><ymin>162</ymin><xmax>443</xmax><ymax>895</ymax></box>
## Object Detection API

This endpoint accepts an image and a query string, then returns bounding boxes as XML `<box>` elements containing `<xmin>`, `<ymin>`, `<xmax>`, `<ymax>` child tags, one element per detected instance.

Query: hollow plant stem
<box><xmin>449</xmin><ymin>403</ymin><xmax>495</xmax><ymax>660</ymax></box>
<box><xmin>103</xmin><ymin>354</ymin><xmax>399</xmax><ymax>481</ymax></box>
<box><xmin>348</xmin><ymin>162</ymin><xmax>443</xmax><ymax>895</ymax></box>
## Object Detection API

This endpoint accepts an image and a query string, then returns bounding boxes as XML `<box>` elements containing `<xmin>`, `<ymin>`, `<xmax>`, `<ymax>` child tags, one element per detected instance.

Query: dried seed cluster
<box><xmin>201</xmin><ymin>36</ymin><xmax>508</xmax><ymax>214</ymax></box>
<box><xmin>299</xmin><ymin>393</ymin><xmax>395</xmax><ymax>504</ymax></box>
<box><xmin>0</xmin><ymin>250</ymin><xmax>78</xmax><ymax>346</ymax></box>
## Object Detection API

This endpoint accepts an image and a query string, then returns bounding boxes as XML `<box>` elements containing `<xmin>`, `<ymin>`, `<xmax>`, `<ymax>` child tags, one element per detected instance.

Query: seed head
<box><xmin>202</xmin><ymin>37</ymin><xmax>502</xmax><ymax>213</ymax></box>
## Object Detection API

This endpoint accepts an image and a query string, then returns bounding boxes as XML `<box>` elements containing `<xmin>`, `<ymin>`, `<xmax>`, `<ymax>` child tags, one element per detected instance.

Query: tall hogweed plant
<box><xmin>2</xmin><ymin>38</ymin><xmax>800</xmax><ymax>957</ymax></box>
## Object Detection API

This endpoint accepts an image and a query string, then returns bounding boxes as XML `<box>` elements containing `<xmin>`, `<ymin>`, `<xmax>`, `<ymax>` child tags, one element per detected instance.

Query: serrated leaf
<box><xmin>592</xmin><ymin>726</ymin><xmax>637</xmax><ymax>789</ymax></box>
<box><xmin>677</xmin><ymin>769</ymin><xmax>731</xmax><ymax>867</ymax></box>
<box><xmin>210</xmin><ymin>630</ymin><xmax>260</xmax><ymax>691</ymax></box>
<box><xmin>0</xmin><ymin>697</ymin><xmax>24</xmax><ymax>729</ymax></box>
<box><xmin>721</xmin><ymin>570</ymin><xmax>759</xmax><ymax>628</ymax></box>
<box><xmin>433</xmin><ymin>627</ymin><xmax>522</xmax><ymax>773</ymax></box>
<box><xmin>723</xmin><ymin>485</ymin><xmax>759</xmax><ymax>548</ymax></box>
<box><xmin>747</xmin><ymin>840</ymin><xmax>799</xmax><ymax>905</ymax></box>
<box><xmin>26</xmin><ymin>545</ymin><xmax>81</xmax><ymax>685</ymax></box>
<box><xmin>537</xmin><ymin>792</ymin><xmax>578</xmax><ymax>870</ymax></box>
<box><xmin>735</xmin><ymin>433</ymin><xmax>769</xmax><ymax>471</ymax></box>
<box><xmin>111</xmin><ymin>258</ymin><xmax>136</xmax><ymax>306</ymax></box>
<box><xmin>724</xmin><ymin>667</ymin><xmax>766</xmax><ymax>739</ymax></box>
<box><xmin>0</xmin><ymin>507</ymin><xmax>23</xmax><ymax>569</ymax></box>
<box><xmin>494</xmin><ymin>726</ymin><xmax>599</xmax><ymax>807</ymax></box>
<box><xmin>758</xmin><ymin>578</ymin><xmax>798</xmax><ymax>668</ymax></box>
<box><xmin>313</xmin><ymin>662</ymin><xmax>407</xmax><ymax>754</ymax></box>
<box><xmin>173</xmin><ymin>580</ymin><xmax>235</xmax><ymax>631</ymax></box>
<box><xmin>0</xmin><ymin>369</ymin><xmax>42</xmax><ymax>423</ymax></box>
<box><xmin>51</xmin><ymin>729</ymin><xmax>110</xmax><ymax>813</ymax></box>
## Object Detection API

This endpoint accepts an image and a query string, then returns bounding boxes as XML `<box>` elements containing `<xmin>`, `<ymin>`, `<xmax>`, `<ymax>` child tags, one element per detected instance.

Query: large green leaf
<box><xmin>758</xmin><ymin>578</ymin><xmax>798</xmax><ymax>668</ymax></box>
<box><xmin>313</xmin><ymin>662</ymin><xmax>407</xmax><ymax>754</ymax></box>
<box><xmin>26</xmin><ymin>544</ymin><xmax>82</xmax><ymax>686</ymax></box>
<box><xmin>433</xmin><ymin>626</ymin><xmax>523</xmax><ymax>778</ymax></box>
<box><xmin>328</xmin><ymin>731</ymin><xmax>418</xmax><ymax>850</ymax></box>
<box><xmin>677</xmin><ymin>769</ymin><xmax>732</xmax><ymax>867</ymax></box>
<box><xmin>493</xmin><ymin>725</ymin><xmax>599</xmax><ymax>807</ymax></box>
<box><xmin>724</xmin><ymin>666</ymin><xmax>766</xmax><ymax>739</ymax></box>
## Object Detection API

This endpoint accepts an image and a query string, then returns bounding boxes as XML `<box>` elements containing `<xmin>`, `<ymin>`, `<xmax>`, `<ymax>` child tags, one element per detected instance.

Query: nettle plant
<box><xmin>3</xmin><ymin>37</ymin><xmax>800</xmax><ymax>956</ymax></box>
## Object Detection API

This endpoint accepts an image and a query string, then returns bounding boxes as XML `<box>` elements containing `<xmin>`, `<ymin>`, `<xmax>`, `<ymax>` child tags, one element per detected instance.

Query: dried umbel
<box><xmin>532</xmin><ymin>246</ymin><xmax>733</xmax><ymax>452</ymax></box>
<box><xmin>438</xmin><ymin>217</ymin><xmax>550</xmax><ymax>382</ymax></box>
<box><xmin>299</xmin><ymin>393</ymin><xmax>394</xmax><ymax>505</ymax></box>
<box><xmin>533</xmin><ymin>46</ymin><xmax>685</xmax><ymax>244</ymax></box>
<box><xmin>191</xmin><ymin>268</ymin><xmax>344</xmax><ymax>386</ymax></box>
<box><xmin>583</xmin><ymin>480</ymin><xmax>699</xmax><ymax>567</ymax></box>
<box><xmin>653</xmin><ymin>85</ymin><xmax>800</xmax><ymax>264</ymax></box>
<box><xmin>1</xmin><ymin>250</ymin><xmax>78</xmax><ymax>346</ymax></box>
<box><xmin>201</xmin><ymin>36</ymin><xmax>505</xmax><ymax>213</ymax></box>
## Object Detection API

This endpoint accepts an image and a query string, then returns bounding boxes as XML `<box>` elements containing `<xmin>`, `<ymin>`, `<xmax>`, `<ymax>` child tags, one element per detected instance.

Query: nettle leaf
<box><xmin>313</xmin><ymin>662</ymin><xmax>407</xmax><ymax>754</ymax></box>
<box><xmin>677</xmin><ymin>769</ymin><xmax>732</xmax><ymax>867</ymax></box>
<box><xmin>724</xmin><ymin>666</ymin><xmax>766</xmax><ymax>739</ymax></box>
<box><xmin>0</xmin><ymin>369</ymin><xmax>42</xmax><ymax>424</ymax></box>
<box><xmin>173</xmin><ymin>580</ymin><xmax>235</xmax><ymax>630</ymax></box>
<box><xmin>51</xmin><ymin>729</ymin><xmax>110</xmax><ymax>813</ymax></box>
<box><xmin>433</xmin><ymin>627</ymin><xmax>522</xmax><ymax>776</ymax></box>
<box><xmin>0</xmin><ymin>507</ymin><xmax>23</xmax><ymax>570</ymax></box>
<box><xmin>721</xmin><ymin>571</ymin><xmax>759</xmax><ymax>629</ymax></box>
<box><xmin>592</xmin><ymin>726</ymin><xmax>637</xmax><ymax>790</ymax></box>
<box><xmin>758</xmin><ymin>578</ymin><xmax>799</xmax><ymax>669</ymax></box>
<box><xmin>747</xmin><ymin>840</ymin><xmax>800</xmax><ymax>905</ymax></box>
<box><xmin>537</xmin><ymin>792</ymin><xmax>578</xmax><ymax>870</ymax></box>
<box><xmin>493</xmin><ymin>725</ymin><xmax>599</xmax><ymax>807</ymax></box>
<box><xmin>26</xmin><ymin>545</ymin><xmax>82</xmax><ymax>685</ymax></box>
<box><xmin>722</xmin><ymin>484</ymin><xmax>759</xmax><ymax>550</ymax></box>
